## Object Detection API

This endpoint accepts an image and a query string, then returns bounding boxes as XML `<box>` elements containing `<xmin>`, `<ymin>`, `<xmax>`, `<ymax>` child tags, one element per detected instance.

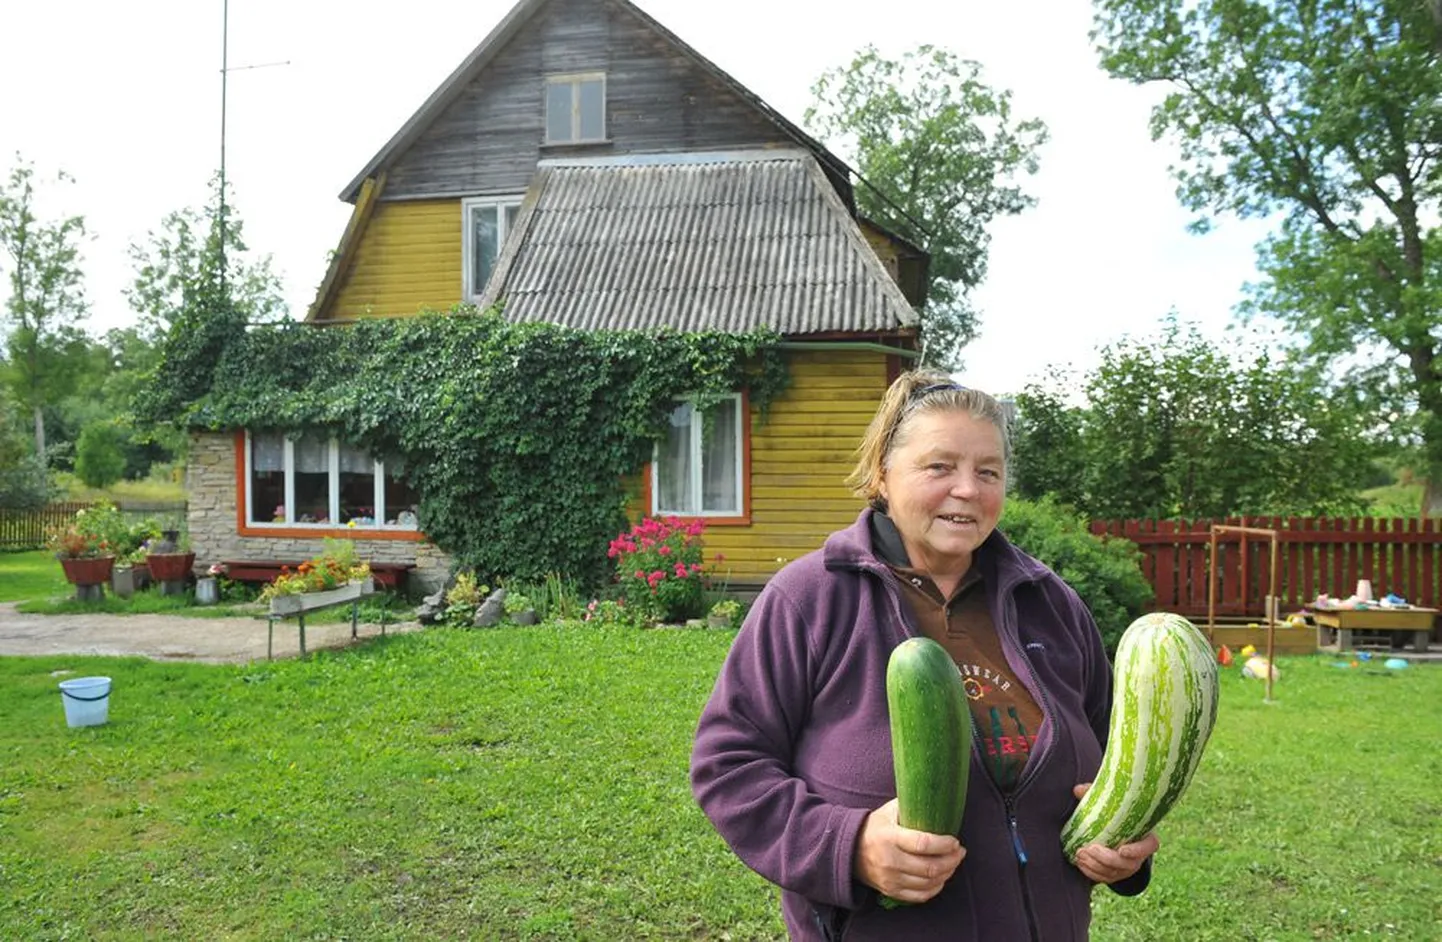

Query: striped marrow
<box><xmin>1061</xmin><ymin>612</ymin><xmax>1220</xmax><ymax>858</ymax></box>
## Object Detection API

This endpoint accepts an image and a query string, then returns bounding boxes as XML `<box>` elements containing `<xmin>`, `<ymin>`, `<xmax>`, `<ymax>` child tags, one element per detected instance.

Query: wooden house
<box><xmin>187</xmin><ymin>0</ymin><xmax>927</xmax><ymax>594</ymax></box>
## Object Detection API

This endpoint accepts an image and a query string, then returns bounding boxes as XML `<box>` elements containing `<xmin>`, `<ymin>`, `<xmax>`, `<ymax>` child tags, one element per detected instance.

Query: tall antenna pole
<box><xmin>219</xmin><ymin>0</ymin><xmax>230</xmax><ymax>298</ymax></box>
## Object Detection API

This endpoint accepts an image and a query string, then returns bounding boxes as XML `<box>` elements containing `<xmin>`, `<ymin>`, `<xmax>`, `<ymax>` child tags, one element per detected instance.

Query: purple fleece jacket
<box><xmin>690</xmin><ymin>509</ymin><xmax>1149</xmax><ymax>941</ymax></box>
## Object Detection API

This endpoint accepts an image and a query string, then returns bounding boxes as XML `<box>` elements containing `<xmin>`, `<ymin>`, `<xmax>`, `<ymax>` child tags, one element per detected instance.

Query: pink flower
<box><xmin>658</xmin><ymin>545</ymin><xmax>672</xmax><ymax>556</ymax></box>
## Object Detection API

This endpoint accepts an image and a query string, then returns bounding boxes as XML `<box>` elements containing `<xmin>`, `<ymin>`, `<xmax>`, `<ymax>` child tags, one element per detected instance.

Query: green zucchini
<box><xmin>887</xmin><ymin>636</ymin><xmax>971</xmax><ymax>836</ymax></box>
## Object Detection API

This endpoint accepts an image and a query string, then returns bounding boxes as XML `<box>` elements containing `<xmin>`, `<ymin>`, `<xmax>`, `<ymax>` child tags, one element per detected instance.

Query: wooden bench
<box><xmin>1312</xmin><ymin>608</ymin><xmax>1437</xmax><ymax>654</ymax></box>
<box><xmin>221</xmin><ymin>559</ymin><xmax>414</xmax><ymax>591</ymax></box>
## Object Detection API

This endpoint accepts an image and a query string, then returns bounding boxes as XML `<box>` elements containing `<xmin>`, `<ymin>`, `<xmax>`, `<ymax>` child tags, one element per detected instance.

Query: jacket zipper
<box><xmin>1003</xmin><ymin>792</ymin><xmax>1041</xmax><ymax>942</ymax></box>
<box><xmin>993</xmin><ymin>581</ymin><xmax>1054</xmax><ymax>942</ymax></box>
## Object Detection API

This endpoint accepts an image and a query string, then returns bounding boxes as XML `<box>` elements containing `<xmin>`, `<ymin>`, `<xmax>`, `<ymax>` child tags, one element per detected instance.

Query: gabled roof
<box><xmin>339</xmin><ymin>0</ymin><xmax>855</xmax><ymax>205</ymax></box>
<box><xmin>478</xmin><ymin>149</ymin><xmax>919</xmax><ymax>335</ymax></box>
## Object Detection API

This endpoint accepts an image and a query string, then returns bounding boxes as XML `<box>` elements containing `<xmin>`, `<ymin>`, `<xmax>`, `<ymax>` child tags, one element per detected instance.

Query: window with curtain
<box><xmin>250</xmin><ymin>432</ymin><xmax>286</xmax><ymax>523</ymax></box>
<box><xmin>244</xmin><ymin>432</ymin><xmax>420</xmax><ymax>530</ymax></box>
<box><xmin>653</xmin><ymin>395</ymin><xmax>742</xmax><ymax>516</ymax></box>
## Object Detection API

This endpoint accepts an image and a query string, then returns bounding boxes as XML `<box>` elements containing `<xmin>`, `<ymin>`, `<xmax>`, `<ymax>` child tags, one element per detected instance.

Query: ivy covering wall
<box><xmin>141</xmin><ymin>307</ymin><xmax>789</xmax><ymax>586</ymax></box>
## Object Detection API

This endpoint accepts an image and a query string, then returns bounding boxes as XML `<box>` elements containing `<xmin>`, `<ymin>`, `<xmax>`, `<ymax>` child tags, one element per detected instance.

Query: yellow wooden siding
<box><xmin>625</xmin><ymin>348</ymin><xmax>888</xmax><ymax>584</ymax></box>
<box><xmin>329</xmin><ymin>200</ymin><xmax>462</xmax><ymax>319</ymax></box>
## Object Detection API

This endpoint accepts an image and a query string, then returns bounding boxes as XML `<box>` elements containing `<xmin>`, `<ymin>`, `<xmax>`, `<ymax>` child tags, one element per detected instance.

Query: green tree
<box><xmin>130</xmin><ymin>177</ymin><xmax>286</xmax><ymax>426</ymax></box>
<box><xmin>1011</xmin><ymin>372</ymin><xmax>1088</xmax><ymax>507</ymax></box>
<box><xmin>1024</xmin><ymin>317</ymin><xmax>1374</xmax><ymax>519</ymax></box>
<box><xmin>1092</xmin><ymin>0</ymin><xmax>1442</xmax><ymax>513</ymax></box>
<box><xmin>0</xmin><ymin>156</ymin><xmax>89</xmax><ymax>466</ymax></box>
<box><xmin>126</xmin><ymin>176</ymin><xmax>286</xmax><ymax>343</ymax></box>
<box><xmin>805</xmin><ymin>45</ymin><xmax>1048</xmax><ymax>369</ymax></box>
<box><xmin>74</xmin><ymin>420</ymin><xmax>127</xmax><ymax>489</ymax></box>
<box><xmin>0</xmin><ymin>383</ymin><xmax>50</xmax><ymax>507</ymax></box>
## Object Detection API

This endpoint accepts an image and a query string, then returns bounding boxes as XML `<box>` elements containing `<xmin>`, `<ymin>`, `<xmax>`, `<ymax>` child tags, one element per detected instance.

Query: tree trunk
<box><xmin>32</xmin><ymin>404</ymin><xmax>45</xmax><ymax>467</ymax></box>
<box><xmin>1425</xmin><ymin>467</ymin><xmax>1442</xmax><ymax>517</ymax></box>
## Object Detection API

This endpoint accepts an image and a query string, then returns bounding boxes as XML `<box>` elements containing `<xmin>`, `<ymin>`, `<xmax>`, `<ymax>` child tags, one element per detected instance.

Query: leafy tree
<box><xmin>75</xmin><ymin>420</ymin><xmax>127</xmax><ymax>489</ymax></box>
<box><xmin>131</xmin><ymin>178</ymin><xmax>285</xmax><ymax>425</ymax></box>
<box><xmin>126</xmin><ymin>176</ymin><xmax>286</xmax><ymax>342</ymax></box>
<box><xmin>1018</xmin><ymin>316</ymin><xmax>1375</xmax><ymax>519</ymax></box>
<box><xmin>1010</xmin><ymin>372</ymin><xmax>1087</xmax><ymax>507</ymax></box>
<box><xmin>0</xmin><ymin>383</ymin><xmax>50</xmax><ymax>508</ymax></box>
<box><xmin>0</xmin><ymin>156</ymin><xmax>89</xmax><ymax>465</ymax></box>
<box><xmin>805</xmin><ymin>45</ymin><xmax>1048</xmax><ymax>369</ymax></box>
<box><xmin>1092</xmin><ymin>0</ymin><xmax>1442</xmax><ymax>513</ymax></box>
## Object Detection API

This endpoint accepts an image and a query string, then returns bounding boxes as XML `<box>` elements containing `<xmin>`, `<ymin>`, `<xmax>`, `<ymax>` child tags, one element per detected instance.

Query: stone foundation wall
<box><xmin>186</xmin><ymin>432</ymin><xmax>452</xmax><ymax>595</ymax></box>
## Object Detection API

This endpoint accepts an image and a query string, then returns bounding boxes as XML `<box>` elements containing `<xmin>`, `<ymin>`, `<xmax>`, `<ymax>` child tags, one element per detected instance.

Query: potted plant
<box><xmin>47</xmin><ymin>503</ymin><xmax>127</xmax><ymax>601</ymax></box>
<box><xmin>707</xmin><ymin>598</ymin><xmax>742</xmax><ymax>629</ymax></box>
<box><xmin>504</xmin><ymin>591</ymin><xmax>539</xmax><ymax>625</ymax></box>
<box><xmin>145</xmin><ymin>528</ymin><xmax>195</xmax><ymax>591</ymax></box>
<box><xmin>260</xmin><ymin>539</ymin><xmax>373</xmax><ymax>616</ymax></box>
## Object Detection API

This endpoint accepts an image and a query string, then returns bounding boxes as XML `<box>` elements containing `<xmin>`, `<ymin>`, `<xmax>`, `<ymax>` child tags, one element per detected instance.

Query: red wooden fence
<box><xmin>1089</xmin><ymin>517</ymin><xmax>1441</xmax><ymax>619</ymax></box>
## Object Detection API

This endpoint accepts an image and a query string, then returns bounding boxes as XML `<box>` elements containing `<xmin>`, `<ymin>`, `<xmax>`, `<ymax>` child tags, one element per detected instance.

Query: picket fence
<box><xmin>1090</xmin><ymin>516</ymin><xmax>1441</xmax><ymax>619</ymax></box>
<box><xmin>0</xmin><ymin>501</ymin><xmax>188</xmax><ymax>551</ymax></box>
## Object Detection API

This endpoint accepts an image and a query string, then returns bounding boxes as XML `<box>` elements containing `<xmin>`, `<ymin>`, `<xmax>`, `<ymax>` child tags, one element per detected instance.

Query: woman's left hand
<box><xmin>1069</xmin><ymin>783</ymin><xmax>1159</xmax><ymax>884</ymax></box>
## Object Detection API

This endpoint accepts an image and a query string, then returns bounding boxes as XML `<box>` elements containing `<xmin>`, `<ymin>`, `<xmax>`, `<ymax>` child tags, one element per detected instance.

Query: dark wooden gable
<box><xmin>382</xmin><ymin>0</ymin><xmax>795</xmax><ymax>200</ymax></box>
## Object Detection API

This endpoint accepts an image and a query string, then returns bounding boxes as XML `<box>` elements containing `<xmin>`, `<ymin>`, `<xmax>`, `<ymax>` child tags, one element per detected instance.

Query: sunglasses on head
<box><xmin>909</xmin><ymin>381</ymin><xmax>967</xmax><ymax>401</ymax></box>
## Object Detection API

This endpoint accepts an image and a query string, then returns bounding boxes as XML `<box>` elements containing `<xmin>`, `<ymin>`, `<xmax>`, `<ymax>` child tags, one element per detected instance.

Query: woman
<box><xmin>689</xmin><ymin>370</ymin><xmax>1157</xmax><ymax>940</ymax></box>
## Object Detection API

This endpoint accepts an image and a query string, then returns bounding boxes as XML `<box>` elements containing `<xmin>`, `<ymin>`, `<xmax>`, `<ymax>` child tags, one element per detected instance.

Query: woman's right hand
<box><xmin>853</xmin><ymin>798</ymin><xmax>965</xmax><ymax>903</ymax></box>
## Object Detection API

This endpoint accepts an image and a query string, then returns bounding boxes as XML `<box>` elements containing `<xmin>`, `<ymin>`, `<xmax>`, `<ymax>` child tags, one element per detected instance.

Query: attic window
<box><xmin>545</xmin><ymin>73</ymin><xmax>606</xmax><ymax>144</ymax></box>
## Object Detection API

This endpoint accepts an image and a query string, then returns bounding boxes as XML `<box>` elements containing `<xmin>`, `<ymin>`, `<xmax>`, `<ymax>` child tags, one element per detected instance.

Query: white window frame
<box><xmin>244</xmin><ymin>431</ymin><xmax>419</xmax><ymax>530</ymax></box>
<box><xmin>544</xmin><ymin>72</ymin><xmax>607</xmax><ymax>144</ymax></box>
<box><xmin>651</xmin><ymin>394</ymin><xmax>744</xmax><ymax>518</ymax></box>
<box><xmin>462</xmin><ymin>195</ymin><xmax>525</xmax><ymax>302</ymax></box>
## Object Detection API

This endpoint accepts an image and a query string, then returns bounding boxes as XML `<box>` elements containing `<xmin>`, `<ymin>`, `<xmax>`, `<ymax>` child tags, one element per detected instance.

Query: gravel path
<box><xmin>0</xmin><ymin>601</ymin><xmax>420</xmax><ymax>664</ymax></box>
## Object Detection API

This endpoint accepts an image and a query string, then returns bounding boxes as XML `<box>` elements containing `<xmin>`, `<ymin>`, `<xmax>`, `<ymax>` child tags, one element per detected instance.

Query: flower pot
<box><xmin>269</xmin><ymin>580</ymin><xmax>369</xmax><ymax>617</ymax></box>
<box><xmin>195</xmin><ymin>575</ymin><xmax>219</xmax><ymax>606</ymax></box>
<box><xmin>707</xmin><ymin>613</ymin><xmax>733</xmax><ymax>629</ymax></box>
<box><xmin>112</xmin><ymin>566</ymin><xmax>136</xmax><ymax>599</ymax></box>
<box><xmin>60</xmin><ymin>556</ymin><xmax>116</xmax><ymax>588</ymax></box>
<box><xmin>145</xmin><ymin>552</ymin><xmax>195</xmax><ymax>582</ymax></box>
<box><xmin>60</xmin><ymin>555</ymin><xmax>115</xmax><ymax>602</ymax></box>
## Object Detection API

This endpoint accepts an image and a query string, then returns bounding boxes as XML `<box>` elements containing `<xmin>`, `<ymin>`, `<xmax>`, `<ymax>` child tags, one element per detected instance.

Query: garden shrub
<box><xmin>999</xmin><ymin>496</ymin><xmax>1154</xmax><ymax>653</ymax></box>
<box><xmin>608</xmin><ymin>516</ymin><xmax>710</xmax><ymax>623</ymax></box>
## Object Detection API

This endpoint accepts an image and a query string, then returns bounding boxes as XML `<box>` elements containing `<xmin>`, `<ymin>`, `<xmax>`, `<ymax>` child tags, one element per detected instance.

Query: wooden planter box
<box><xmin>268</xmin><ymin>580</ymin><xmax>369</xmax><ymax>617</ymax></box>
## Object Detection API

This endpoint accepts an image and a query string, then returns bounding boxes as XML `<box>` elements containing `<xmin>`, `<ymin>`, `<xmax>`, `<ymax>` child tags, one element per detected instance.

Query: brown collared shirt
<box><xmin>872</xmin><ymin>513</ymin><xmax>1043</xmax><ymax>792</ymax></box>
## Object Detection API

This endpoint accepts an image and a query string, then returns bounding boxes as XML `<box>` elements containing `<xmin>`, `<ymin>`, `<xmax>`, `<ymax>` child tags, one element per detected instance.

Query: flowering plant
<box><xmin>607</xmin><ymin>516</ymin><xmax>714</xmax><ymax>623</ymax></box>
<box><xmin>259</xmin><ymin>539</ymin><xmax>371</xmax><ymax>601</ymax></box>
<box><xmin>207</xmin><ymin>563</ymin><xmax>228</xmax><ymax>578</ymax></box>
<box><xmin>47</xmin><ymin>503</ymin><xmax>128</xmax><ymax>560</ymax></box>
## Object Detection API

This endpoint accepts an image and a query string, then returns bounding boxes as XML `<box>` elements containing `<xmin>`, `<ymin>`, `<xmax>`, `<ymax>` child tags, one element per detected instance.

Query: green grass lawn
<box><xmin>0</xmin><ymin>550</ymin><xmax>399</xmax><ymax>623</ymax></box>
<box><xmin>0</xmin><ymin>549</ymin><xmax>72</xmax><ymax>603</ymax></box>
<box><xmin>1</xmin><ymin>629</ymin><xmax>1439</xmax><ymax>939</ymax></box>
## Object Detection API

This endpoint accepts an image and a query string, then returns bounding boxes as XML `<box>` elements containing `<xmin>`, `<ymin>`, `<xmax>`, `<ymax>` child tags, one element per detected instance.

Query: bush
<box><xmin>999</xmin><ymin>496</ymin><xmax>1153</xmax><ymax>653</ymax></box>
<box><xmin>607</xmin><ymin>517</ymin><xmax>710</xmax><ymax>623</ymax></box>
<box><xmin>75</xmin><ymin>422</ymin><xmax>128</xmax><ymax>489</ymax></box>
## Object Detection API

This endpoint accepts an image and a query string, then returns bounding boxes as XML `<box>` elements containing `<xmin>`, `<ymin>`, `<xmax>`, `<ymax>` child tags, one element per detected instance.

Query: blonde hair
<box><xmin>845</xmin><ymin>369</ymin><xmax>1012</xmax><ymax>507</ymax></box>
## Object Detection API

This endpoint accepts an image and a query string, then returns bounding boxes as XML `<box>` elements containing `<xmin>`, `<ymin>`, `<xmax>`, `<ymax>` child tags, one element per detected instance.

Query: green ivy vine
<box><xmin>145</xmin><ymin>306</ymin><xmax>790</xmax><ymax>587</ymax></box>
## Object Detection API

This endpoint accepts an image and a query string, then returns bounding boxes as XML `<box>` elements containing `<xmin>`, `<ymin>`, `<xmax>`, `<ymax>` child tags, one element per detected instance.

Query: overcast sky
<box><xmin>0</xmin><ymin>0</ymin><xmax>1280</xmax><ymax>397</ymax></box>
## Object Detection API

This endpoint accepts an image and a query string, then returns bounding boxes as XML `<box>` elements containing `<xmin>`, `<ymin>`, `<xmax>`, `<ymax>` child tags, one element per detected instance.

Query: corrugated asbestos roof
<box><xmin>480</xmin><ymin>150</ymin><xmax>920</xmax><ymax>335</ymax></box>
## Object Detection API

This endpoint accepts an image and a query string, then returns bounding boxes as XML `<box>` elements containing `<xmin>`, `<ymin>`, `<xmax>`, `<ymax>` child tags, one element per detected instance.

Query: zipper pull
<box><xmin>1005</xmin><ymin>803</ymin><xmax>1029</xmax><ymax>865</ymax></box>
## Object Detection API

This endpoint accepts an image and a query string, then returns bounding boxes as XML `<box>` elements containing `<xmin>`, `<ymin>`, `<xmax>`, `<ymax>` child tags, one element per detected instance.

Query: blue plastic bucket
<box><xmin>58</xmin><ymin>676</ymin><xmax>112</xmax><ymax>727</ymax></box>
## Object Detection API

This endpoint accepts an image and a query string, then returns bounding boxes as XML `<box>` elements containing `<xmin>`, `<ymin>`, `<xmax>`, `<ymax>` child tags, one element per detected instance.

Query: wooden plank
<box><xmin>1390</xmin><ymin>517</ymin><xmax>1405</xmax><ymax>601</ymax></box>
<box><xmin>1406</xmin><ymin>516</ymin><xmax>1420</xmax><ymax>604</ymax></box>
<box><xmin>1418</xmin><ymin>519</ymin><xmax>1430</xmax><ymax>605</ymax></box>
<box><xmin>1298</xmin><ymin>516</ymin><xmax>1314</xmax><ymax>605</ymax></box>
<box><xmin>1154</xmin><ymin>519</ymin><xmax>1177</xmax><ymax>610</ymax></box>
